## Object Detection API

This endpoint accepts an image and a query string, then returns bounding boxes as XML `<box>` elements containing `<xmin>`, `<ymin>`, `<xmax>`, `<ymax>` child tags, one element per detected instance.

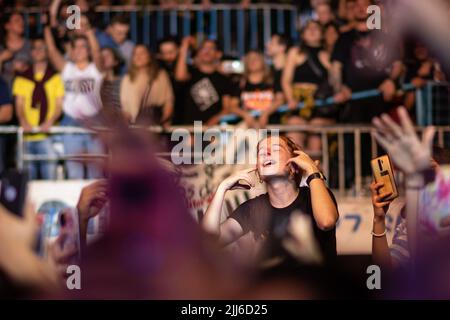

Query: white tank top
<box><xmin>62</xmin><ymin>62</ymin><xmax>104</xmax><ymax>119</ymax></box>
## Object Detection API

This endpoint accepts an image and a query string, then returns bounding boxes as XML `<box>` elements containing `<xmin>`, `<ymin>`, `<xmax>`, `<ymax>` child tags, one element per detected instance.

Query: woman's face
<box><xmin>257</xmin><ymin>137</ymin><xmax>293</xmax><ymax>180</ymax></box>
<box><xmin>324</xmin><ymin>25</ymin><xmax>339</xmax><ymax>47</ymax></box>
<box><xmin>246</xmin><ymin>52</ymin><xmax>265</xmax><ymax>73</ymax></box>
<box><xmin>101</xmin><ymin>48</ymin><xmax>118</xmax><ymax>70</ymax></box>
<box><xmin>302</xmin><ymin>22</ymin><xmax>323</xmax><ymax>46</ymax></box>
<box><xmin>71</xmin><ymin>38</ymin><xmax>90</xmax><ymax>63</ymax></box>
<box><xmin>132</xmin><ymin>45</ymin><xmax>151</xmax><ymax>68</ymax></box>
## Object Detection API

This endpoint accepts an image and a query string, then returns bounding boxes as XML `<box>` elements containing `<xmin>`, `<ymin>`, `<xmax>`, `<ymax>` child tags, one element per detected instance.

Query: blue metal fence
<box><xmin>17</xmin><ymin>4</ymin><xmax>299</xmax><ymax>57</ymax></box>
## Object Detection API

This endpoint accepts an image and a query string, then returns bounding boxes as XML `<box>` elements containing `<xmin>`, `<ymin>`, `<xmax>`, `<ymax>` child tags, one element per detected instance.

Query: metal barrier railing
<box><xmin>3</xmin><ymin>124</ymin><xmax>450</xmax><ymax>198</ymax></box>
<box><xmin>416</xmin><ymin>81</ymin><xmax>450</xmax><ymax>126</ymax></box>
<box><xmin>220</xmin><ymin>83</ymin><xmax>416</xmax><ymax>123</ymax></box>
<box><xmin>13</xmin><ymin>3</ymin><xmax>299</xmax><ymax>57</ymax></box>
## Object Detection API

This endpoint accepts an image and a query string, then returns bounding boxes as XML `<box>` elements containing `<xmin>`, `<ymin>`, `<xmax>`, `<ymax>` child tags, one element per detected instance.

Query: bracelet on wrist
<box><xmin>371</xmin><ymin>229</ymin><xmax>387</xmax><ymax>237</ymax></box>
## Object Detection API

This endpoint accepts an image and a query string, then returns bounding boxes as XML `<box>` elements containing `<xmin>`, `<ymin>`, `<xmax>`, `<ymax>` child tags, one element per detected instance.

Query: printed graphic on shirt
<box><xmin>351</xmin><ymin>36</ymin><xmax>392</xmax><ymax>73</ymax></box>
<box><xmin>190</xmin><ymin>78</ymin><xmax>220</xmax><ymax>111</ymax></box>
<box><xmin>64</xmin><ymin>78</ymin><xmax>96</xmax><ymax>94</ymax></box>
<box><xmin>241</xmin><ymin>90</ymin><xmax>274</xmax><ymax>111</ymax></box>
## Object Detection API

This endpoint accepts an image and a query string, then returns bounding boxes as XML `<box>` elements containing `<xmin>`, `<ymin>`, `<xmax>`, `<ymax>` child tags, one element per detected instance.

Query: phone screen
<box><xmin>0</xmin><ymin>170</ymin><xmax>29</xmax><ymax>217</ymax></box>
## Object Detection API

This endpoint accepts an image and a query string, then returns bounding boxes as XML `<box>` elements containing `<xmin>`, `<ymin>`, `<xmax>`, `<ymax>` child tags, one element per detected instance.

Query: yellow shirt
<box><xmin>13</xmin><ymin>72</ymin><xmax>64</xmax><ymax>141</ymax></box>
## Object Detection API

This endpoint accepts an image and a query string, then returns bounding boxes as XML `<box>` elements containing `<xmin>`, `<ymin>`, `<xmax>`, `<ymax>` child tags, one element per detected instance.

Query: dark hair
<box><xmin>4</xmin><ymin>10</ymin><xmax>23</xmax><ymax>24</ymax></box>
<box><xmin>31</xmin><ymin>36</ymin><xmax>45</xmax><ymax>43</ymax></box>
<box><xmin>157</xmin><ymin>36</ymin><xmax>179</xmax><ymax>52</ymax></box>
<box><xmin>323</xmin><ymin>21</ymin><xmax>340</xmax><ymax>34</ymax></box>
<box><xmin>271</xmin><ymin>33</ymin><xmax>291</xmax><ymax>50</ymax></box>
<box><xmin>0</xmin><ymin>11</ymin><xmax>23</xmax><ymax>40</ymax></box>
<box><xmin>433</xmin><ymin>146</ymin><xmax>450</xmax><ymax>165</ymax></box>
<box><xmin>194</xmin><ymin>38</ymin><xmax>222</xmax><ymax>57</ymax></box>
<box><xmin>70</xmin><ymin>35</ymin><xmax>89</xmax><ymax>48</ymax></box>
<box><xmin>102</xmin><ymin>47</ymin><xmax>124</xmax><ymax>76</ymax></box>
<box><xmin>300</xmin><ymin>20</ymin><xmax>324</xmax><ymax>50</ymax></box>
<box><xmin>110</xmin><ymin>14</ymin><xmax>130</xmax><ymax>26</ymax></box>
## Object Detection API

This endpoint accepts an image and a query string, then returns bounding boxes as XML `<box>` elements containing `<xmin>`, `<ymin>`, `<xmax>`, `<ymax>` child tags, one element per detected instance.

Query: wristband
<box><xmin>371</xmin><ymin>229</ymin><xmax>387</xmax><ymax>237</ymax></box>
<box><xmin>306</xmin><ymin>172</ymin><xmax>326</xmax><ymax>186</ymax></box>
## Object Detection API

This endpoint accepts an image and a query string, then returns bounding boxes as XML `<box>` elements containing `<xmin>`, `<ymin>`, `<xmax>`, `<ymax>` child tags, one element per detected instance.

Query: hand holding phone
<box><xmin>371</xmin><ymin>155</ymin><xmax>399</xmax><ymax>201</ymax></box>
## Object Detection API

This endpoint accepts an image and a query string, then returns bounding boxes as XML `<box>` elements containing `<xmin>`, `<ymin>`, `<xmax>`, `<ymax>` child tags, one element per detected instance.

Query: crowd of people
<box><xmin>0</xmin><ymin>0</ymin><xmax>450</xmax><ymax>300</ymax></box>
<box><xmin>0</xmin><ymin>0</ymin><xmax>448</xmax><ymax>179</ymax></box>
<box><xmin>1</xmin><ymin>105</ymin><xmax>450</xmax><ymax>299</ymax></box>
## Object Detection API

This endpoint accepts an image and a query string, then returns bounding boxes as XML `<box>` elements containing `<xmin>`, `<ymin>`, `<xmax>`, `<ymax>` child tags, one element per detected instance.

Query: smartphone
<box><xmin>221</xmin><ymin>60</ymin><xmax>244</xmax><ymax>74</ymax></box>
<box><xmin>58</xmin><ymin>207</ymin><xmax>81</xmax><ymax>262</ymax></box>
<box><xmin>0</xmin><ymin>169</ymin><xmax>29</xmax><ymax>217</ymax></box>
<box><xmin>371</xmin><ymin>155</ymin><xmax>399</xmax><ymax>201</ymax></box>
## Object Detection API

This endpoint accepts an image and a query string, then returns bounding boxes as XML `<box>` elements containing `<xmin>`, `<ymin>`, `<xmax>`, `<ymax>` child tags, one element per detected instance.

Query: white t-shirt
<box><xmin>62</xmin><ymin>62</ymin><xmax>103</xmax><ymax>119</ymax></box>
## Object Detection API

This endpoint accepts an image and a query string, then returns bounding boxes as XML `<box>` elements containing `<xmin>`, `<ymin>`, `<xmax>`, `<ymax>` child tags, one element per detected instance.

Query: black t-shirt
<box><xmin>239</xmin><ymin>81</ymin><xmax>276</xmax><ymax>112</ymax></box>
<box><xmin>159</xmin><ymin>60</ymin><xmax>188</xmax><ymax>125</ymax></box>
<box><xmin>183</xmin><ymin>66</ymin><xmax>234</xmax><ymax>123</ymax></box>
<box><xmin>271</xmin><ymin>66</ymin><xmax>283</xmax><ymax>94</ymax></box>
<box><xmin>230</xmin><ymin>187</ymin><xmax>338</xmax><ymax>265</ymax></box>
<box><xmin>331</xmin><ymin>29</ymin><xmax>400</xmax><ymax>92</ymax></box>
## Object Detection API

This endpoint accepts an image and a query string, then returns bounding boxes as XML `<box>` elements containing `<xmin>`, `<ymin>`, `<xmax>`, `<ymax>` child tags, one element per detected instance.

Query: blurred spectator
<box><xmin>120</xmin><ymin>44</ymin><xmax>174</xmax><ymax>126</ymax></box>
<box><xmin>12</xmin><ymin>38</ymin><xmax>64</xmax><ymax>180</ymax></box>
<box><xmin>403</xmin><ymin>42</ymin><xmax>442</xmax><ymax>112</ymax></box>
<box><xmin>157</xmin><ymin>36</ymin><xmax>186</xmax><ymax>125</ymax></box>
<box><xmin>315</xmin><ymin>2</ymin><xmax>335</xmax><ymax>26</ymax></box>
<box><xmin>175</xmin><ymin>36</ymin><xmax>234</xmax><ymax>125</ymax></box>
<box><xmin>282</xmin><ymin>20</ymin><xmax>334</xmax><ymax>153</ymax></box>
<box><xmin>0</xmin><ymin>78</ymin><xmax>13</xmax><ymax>174</ymax></box>
<box><xmin>100</xmin><ymin>47</ymin><xmax>124</xmax><ymax>111</ymax></box>
<box><xmin>330</xmin><ymin>0</ymin><xmax>403</xmax><ymax>123</ymax></box>
<box><xmin>330</xmin><ymin>0</ymin><xmax>403</xmax><ymax>187</ymax></box>
<box><xmin>338</xmin><ymin>0</ymin><xmax>357</xmax><ymax>32</ymax></box>
<box><xmin>44</xmin><ymin>16</ymin><xmax>104</xmax><ymax>179</ymax></box>
<box><xmin>367</xmin><ymin>150</ymin><xmax>449</xmax><ymax>273</ymax></box>
<box><xmin>0</xmin><ymin>202</ymin><xmax>59</xmax><ymax>297</ymax></box>
<box><xmin>0</xmin><ymin>11</ymin><xmax>32</xmax><ymax>86</ymax></box>
<box><xmin>97</xmin><ymin>14</ymin><xmax>135</xmax><ymax>70</ymax></box>
<box><xmin>371</xmin><ymin>107</ymin><xmax>450</xmax><ymax>287</ymax></box>
<box><xmin>323</xmin><ymin>22</ymin><xmax>340</xmax><ymax>55</ymax></box>
<box><xmin>228</xmin><ymin>50</ymin><xmax>284</xmax><ymax>128</ymax></box>
<box><xmin>265</xmin><ymin>33</ymin><xmax>290</xmax><ymax>96</ymax></box>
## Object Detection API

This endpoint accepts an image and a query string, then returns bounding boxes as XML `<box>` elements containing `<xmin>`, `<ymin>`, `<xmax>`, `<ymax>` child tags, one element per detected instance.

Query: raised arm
<box><xmin>287</xmin><ymin>152</ymin><xmax>339</xmax><ymax>231</ymax></box>
<box><xmin>44</xmin><ymin>26</ymin><xmax>66</xmax><ymax>72</ymax></box>
<box><xmin>76</xmin><ymin>180</ymin><xmax>108</xmax><ymax>250</ymax></box>
<box><xmin>159</xmin><ymin>70</ymin><xmax>174</xmax><ymax>126</ymax></box>
<box><xmin>84</xmin><ymin>18</ymin><xmax>102</xmax><ymax>71</ymax></box>
<box><xmin>282</xmin><ymin>47</ymin><xmax>299</xmax><ymax>110</ymax></box>
<box><xmin>175</xmin><ymin>36</ymin><xmax>193</xmax><ymax>82</ymax></box>
<box><xmin>370</xmin><ymin>181</ymin><xmax>394</xmax><ymax>271</ymax></box>
<box><xmin>202</xmin><ymin>169</ymin><xmax>255</xmax><ymax>246</ymax></box>
<box><xmin>372</xmin><ymin>106</ymin><xmax>436</xmax><ymax>267</ymax></box>
<box><xmin>49</xmin><ymin>0</ymin><xmax>62</xmax><ymax>28</ymax></box>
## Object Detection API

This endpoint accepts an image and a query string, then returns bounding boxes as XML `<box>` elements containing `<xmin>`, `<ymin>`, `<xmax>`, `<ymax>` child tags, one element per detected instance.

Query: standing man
<box><xmin>175</xmin><ymin>37</ymin><xmax>234</xmax><ymax>125</ymax></box>
<box><xmin>97</xmin><ymin>14</ymin><xmax>135</xmax><ymax>70</ymax></box>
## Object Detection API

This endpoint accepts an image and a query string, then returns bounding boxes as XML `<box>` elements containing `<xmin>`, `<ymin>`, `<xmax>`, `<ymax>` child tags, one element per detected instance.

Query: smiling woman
<box><xmin>202</xmin><ymin>135</ymin><xmax>339</xmax><ymax>267</ymax></box>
